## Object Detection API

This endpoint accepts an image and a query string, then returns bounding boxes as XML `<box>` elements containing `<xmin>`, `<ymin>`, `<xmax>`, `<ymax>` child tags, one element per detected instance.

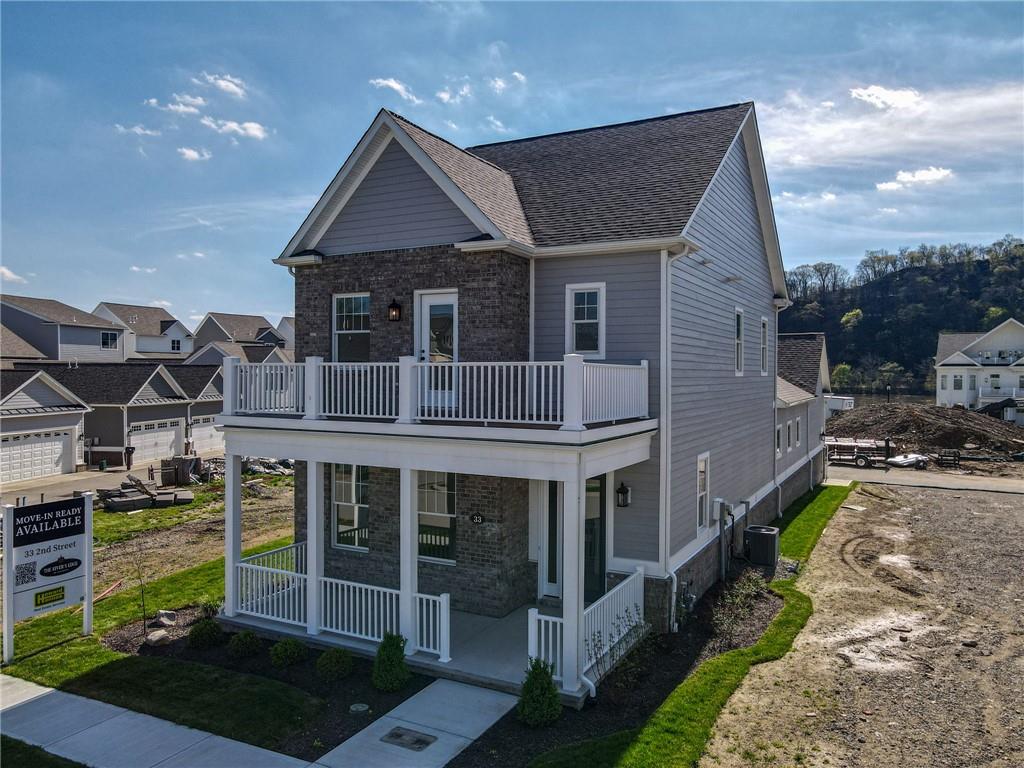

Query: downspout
<box><xmin>529</xmin><ymin>256</ymin><xmax>535</xmax><ymax>361</ymax></box>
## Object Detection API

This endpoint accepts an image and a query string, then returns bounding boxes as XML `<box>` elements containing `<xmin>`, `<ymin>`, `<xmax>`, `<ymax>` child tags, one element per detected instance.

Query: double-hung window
<box><xmin>332</xmin><ymin>464</ymin><xmax>369</xmax><ymax>549</ymax></box>
<box><xmin>171</xmin><ymin>339</ymin><xmax>181</xmax><ymax>352</ymax></box>
<box><xmin>418</xmin><ymin>471</ymin><xmax>457</xmax><ymax>561</ymax></box>
<box><xmin>101</xmin><ymin>331</ymin><xmax>118</xmax><ymax>349</ymax></box>
<box><xmin>991</xmin><ymin>374</ymin><xmax>1001</xmax><ymax>391</ymax></box>
<box><xmin>333</xmin><ymin>294</ymin><xmax>370</xmax><ymax>362</ymax></box>
<box><xmin>969</xmin><ymin>374</ymin><xmax>977</xmax><ymax>391</ymax></box>
<box><xmin>796</xmin><ymin>416</ymin><xmax>802</xmax><ymax>447</ymax></box>
<box><xmin>735</xmin><ymin>309</ymin><xmax>744</xmax><ymax>375</ymax></box>
<box><xmin>953</xmin><ymin>374</ymin><xmax>963</xmax><ymax>391</ymax></box>
<box><xmin>940</xmin><ymin>375</ymin><xmax>947</xmax><ymax>390</ymax></box>
<box><xmin>565</xmin><ymin>283</ymin><xmax>605</xmax><ymax>359</ymax></box>
<box><xmin>787</xmin><ymin>421</ymin><xmax>793</xmax><ymax>451</ymax></box>
<box><xmin>775</xmin><ymin>425</ymin><xmax>782</xmax><ymax>457</ymax></box>
<box><xmin>696</xmin><ymin>453</ymin><xmax>710</xmax><ymax>529</ymax></box>
<box><xmin>760</xmin><ymin>318</ymin><xmax>768</xmax><ymax>375</ymax></box>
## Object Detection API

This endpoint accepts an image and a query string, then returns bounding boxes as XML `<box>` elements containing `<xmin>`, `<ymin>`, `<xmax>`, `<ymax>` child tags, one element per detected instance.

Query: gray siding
<box><xmin>59</xmin><ymin>325</ymin><xmax>123</xmax><ymax>363</ymax></box>
<box><xmin>133</xmin><ymin>372</ymin><xmax>178</xmax><ymax>402</ymax></box>
<box><xmin>186</xmin><ymin>346</ymin><xmax>226</xmax><ymax>365</ymax></box>
<box><xmin>1</xmin><ymin>412</ymin><xmax>84</xmax><ymax>435</ymax></box>
<box><xmin>669</xmin><ymin>135</ymin><xmax>777</xmax><ymax>555</ymax></box>
<box><xmin>1</xmin><ymin>378</ymin><xmax>77</xmax><ymax>411</ymax></box>
<box><xmin>316</xmin><ymin>139</ymin><xmax>481</xmax><ymax>256</ymax></box>
<box><xmin>194</xmin><ymin>320</ymin><xmax>229</xmax><ymax>349</ymax></box>
<box><xmin>129</xmin><ymin>403</ymin><xmax>190</xmax><ymax>425</ymax></box>
<box><xmin>190</xmin><ymin>399</ymin><xmax>223</xmax><ymax>418</ymax></box>
<box><xmin>534</xmin><ymin>251</ymin><xmax>662</xmax><ymax>563</ymax></box>
<box><xmin>0</xmin><ymin>304</ymin><xmax>58</xmax><ymax>358</ymax></box>
<box><xmin>775</xmin><ymin>401</ymin><xmax>810</xmax><ymax>476</ymax></box>
<box><xmin>84</xmin><ymin>406</ymin><xmax>126</xmax><ymax>448</ymax></box>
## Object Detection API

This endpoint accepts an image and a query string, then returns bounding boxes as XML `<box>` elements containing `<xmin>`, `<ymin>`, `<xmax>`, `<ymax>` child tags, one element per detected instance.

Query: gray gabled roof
<box><xmin>2</xmin><ymin>294</ymin><xmax>120</xmax><ymax>329</ymax></box>
<box><xmin>168</xmin><ymin>365</ymin><xmax>222</xmax><ymax>399</ymax></box>
<box><xmin>96</xmin><ymin>302</ymin><xmax>191</xmax><ymax>338</ymax></box>
<box><xmin>778</xmin><ymin>333</ymin><xmax>826</xmax><ymax>393</ymax></box>
<box><xmin>206</xmin><ymin>312</ymin><xmax>280</xmax><ymax>343</ymax></box>
<box><xmin>776</xmin><ymin>377</ymin><xmax>816</xmax><ymax>408</ymax></box>
<box><xmin>935</xmin><ymin>332</ymin><xmax>987</xmax><ymax>363</ymax></box>
<box><xmin>1</xmin><ymin>324</ymin><xmax>45</xmax><ymax>359</ymax></box>
<box><xmin>13</xmin><ymin>363</ymin><xmax>185</xmax><ymax>405</ymax></box>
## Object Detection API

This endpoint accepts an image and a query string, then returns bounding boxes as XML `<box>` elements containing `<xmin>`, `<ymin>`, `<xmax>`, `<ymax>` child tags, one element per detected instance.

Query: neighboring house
<box><xmin>1</xmin><ymin>369</ymin><xmax>91</xmax><ymax>484</ymax></box>
<box><xmin>776</xmin><ymin>333</ymin><xmax>830</xmax><ymax>510</ymax></box>
<box><xmin>216</xmin><ymin>103</ymin><xmax>820</xmax><ymax>702</ymax></box>
<box><xmin>193</xmin><ymin>312</ymin><xmax>286</xmax><ymax>348</ymax></box>
<box><xmin>93</xmin><ymin>302</ymin><xmax>195</xmax><ymax>359</ymax></box>
<box><xmin>0</xmin><ymin>295</ymin><xmax>125</xmax><ymax>362</ymax></box>
<box><xmin>185</xmin><ymin>341</ymin><xmax>293</xmax><ymax>365</ymax></box>
<box><xmin>935</xmin><ymin>318</ymin><xmax>1024</xmax><ymax>421</ymax></box>
<box><xmin>165</xmin><ymin>365</ymin><xmax>225</xmax><ymax>454</ymax></box>
<box><xmin>0</xmin><ymin>324</ymin><xmax>46</xmax><ymax>368</ymax></box>
<box><xmin>277</xmin><ymin>316</ymin><xmax>296</xmax><ymax>349</ymax></box>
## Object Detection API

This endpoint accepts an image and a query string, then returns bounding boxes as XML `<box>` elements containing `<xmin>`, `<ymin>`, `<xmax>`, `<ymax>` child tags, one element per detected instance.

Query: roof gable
<box><xmin>200</xmin><ymin>312</ymin><xmax>276</xmax><ymax>343</ymax></box>
<box><xmin>168</xmin><ymin>364</ymin><xmax>222</xmax><ymax>399</ymax></box>
<box><xmin>961</xmin><ymin>317</ymin><xmax>1024</xmax><ymax>355</ymax></box>
<box><xmin>2</xmin><ymin>295</ymin><xmax>120</xmax><ymax>329</ymax></box>
<box><xmin>1</xmin><ymin>324</ymin><xmax>45</xmax><ymax>359</ymax></box>
<box><xmin>95</xmin><ymin>302</ymin><xmax>189</xmax><ymax>337</ymax></box>
<box><xmin>129</xmin><ymin>366</ymin><xmax>189</xmax><ymax>405</ymax></box>
<box><xmin>1</xmin><ymin>370</ymin><xmax>90</xmax><ymax>414</ymax></box>
<box><xmin>778</xmin><ymin>333</ymin><xmax>826</xmax><ymax>393</ymax></box>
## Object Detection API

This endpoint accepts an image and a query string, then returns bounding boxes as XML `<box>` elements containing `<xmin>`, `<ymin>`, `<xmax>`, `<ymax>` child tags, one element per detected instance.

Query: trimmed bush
<box><xmin>517</xmin><ymin>657</ymin><xmax>562</xmax><ymax>727</ymax></box>
<box><xmin>270</xmin><ymin>638</ymin><xmax>307</xmax><ymax>669</ymax></box>
<box><xmin>316</xmin><ymin>648</ymin><xmax>354</xmax><ymax>683</ymax></box>
<box><xmin>228</xmin><ymin>630</ymin><xmax>262</xmax><ymax>660</ymax></box>
<box><xmin>372</xmin><ymin>633</ymin><xmax>411</xmax><ymax>692</ymax></box>
<box><xmin>197</xmin><ymin>596</ymin><xmax>223</xmax><ymax>619</ymax></box>
<box><xmin>187</xmin><ymin>618</ymin><xmax>224</xmax><ymax>650</ymax></box>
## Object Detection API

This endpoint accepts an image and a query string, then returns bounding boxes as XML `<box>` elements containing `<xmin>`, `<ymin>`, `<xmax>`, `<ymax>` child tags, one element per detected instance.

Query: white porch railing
<box><xmin>320</xmin><ymin>362</ymin><xmax>399</xmax><ymax>418</ymax></box>
<box><xmin>583</xmin><ymin>362</ymin><xmax>649</xmax><ymax>423</ymax></box>
<box><xmin>414</xmin><ymin>361</ymin><xmax>565</xmax><ymax>424</ymax></box>
<box><xmin>415</xmin><ymin>593</ymin><xmax>452</xmax><ymax>662</ymax></box>
<box><xmin>239</xmin><ymin>542</ymin><xmax>307</xmax><ymax>573</ymax></box>
<box><xmin>318</xmin><ymin>576</ymin><xmax>400</xmax><ymax>642</ymax></box>
<box><xmin>980</xmin><ymin>386</ymin><xmax>1020</xmax><ymax>399</ymax></box>
<box><xmin>235</xmin><ymin>363</ymin><xmax>305</xmax><ymax>414</ymax></box>
<box><xmin>235</xmin><ymin>563</ymin><xmax>307</xmax><ymax>626</ymax></box>
<box><xmin>583</xmin><ymin>566</ymin><xmax>646</xmax><ymax>678</ymax></box>
<box><xmin>527</xmin><ymin>610</ymin><xmax>565</xmax><ymax>681</ymax></box>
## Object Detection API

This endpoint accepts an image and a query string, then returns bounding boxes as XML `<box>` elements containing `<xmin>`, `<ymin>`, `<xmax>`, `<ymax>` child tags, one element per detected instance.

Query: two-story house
<box><xmin>776</xmin><ymin>333</ymin><xmax>829</xmax><ymax>509</ymax></box>
<box><xmin>216</xmin><ymin>103</ymin><xmax>814</xmax><ymax>703</ymax></box>
<box><xmin>92</xmin><ymin>302</ymin><xmax>195</xmax><ymax>359</ymax></box>
<box><xmin>935</xmin><ymin>318</ymin><xmax>1024</xmax><ymax>418</ymax></box>
<box><xmin>277</xmin><ymin>316</ymin><xmax>296</xmax><ymax>349</ymax></box>
<box><xmin>0</xmin><ymin>295</ymin><xmax>125</xmax><ymax>362</ymax></box>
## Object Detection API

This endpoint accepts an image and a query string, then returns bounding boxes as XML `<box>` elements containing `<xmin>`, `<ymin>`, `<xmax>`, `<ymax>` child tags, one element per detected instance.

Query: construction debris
<box><xmin>123</xmin><ymin>474</ymin><xmax>157</xmax><ymax>498</ymax></box>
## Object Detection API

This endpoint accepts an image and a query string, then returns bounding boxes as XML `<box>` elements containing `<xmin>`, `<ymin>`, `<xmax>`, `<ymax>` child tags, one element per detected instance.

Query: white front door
<box><xmin>542</xmin><ymin>481</ymin><xmax>563</xmax><ymax>597</ymax></box>
<box><xmin>416</xmin><ymin>291</ymin><xmax>458</xmax><ymax>409</ymax></box>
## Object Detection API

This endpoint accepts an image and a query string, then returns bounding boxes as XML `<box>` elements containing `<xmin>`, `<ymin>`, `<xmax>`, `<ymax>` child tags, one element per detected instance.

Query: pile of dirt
<box><xmin>826</xmin><ymin>402</ymin><xmax>1024</xmax><ymax>454</ymax></box>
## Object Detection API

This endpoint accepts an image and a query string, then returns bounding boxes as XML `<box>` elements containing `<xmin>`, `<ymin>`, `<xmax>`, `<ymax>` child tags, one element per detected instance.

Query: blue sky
<box><xmin>2</xmin><ymin>2</ymin><xmax>1022</xmax><ymax>327</ymax></box>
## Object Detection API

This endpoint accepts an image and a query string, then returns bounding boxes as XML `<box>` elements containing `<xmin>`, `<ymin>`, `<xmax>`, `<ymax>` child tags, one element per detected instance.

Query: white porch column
<box><xmin>398</xmin><ymin>467</ymin><xmax>419</xmax><ymax>655</ymax></box>
<box><xmin>223</xmin><ymin>453</ymin><xmax>242</xmax><ymax>617</ymax></box>
<box><xmin>222</xmin><ymin>356</ymin><xmax>239</xmax><ymax>415</ymax></box>
<box><xmin>560</xmin><ymin>354</ymin><xmax>586</xmax><ymax>431</ymax></box>
<box><xmin>396</xmin><ymin>356</ymin><xmax>418</xmax><ymax>424</ymax></box>
<box><xmin>560</xmin><ymin>464</ymin><xmax>585</xmax><ymax>692</ymax></box>
<box><xmin>303</xmin><ymin>356</ymin><xmax>323</xmax><ymax>420</ymax></box>
<box><xmin>306</xmin><ymin>460</ymin><xmax>325</xmax><ymax>635</ymax></box>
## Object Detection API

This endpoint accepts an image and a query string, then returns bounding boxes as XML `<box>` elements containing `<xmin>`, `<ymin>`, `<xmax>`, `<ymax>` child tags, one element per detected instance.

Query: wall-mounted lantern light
<box><xmin>387</xmin><ymin>299</ymin><xmax>402</xmax><ymax>322</ymax></box>
<box><xmin>616</xmin><ymin>482</ymin><xmax>631</xmax><ymax>508</ymax></box>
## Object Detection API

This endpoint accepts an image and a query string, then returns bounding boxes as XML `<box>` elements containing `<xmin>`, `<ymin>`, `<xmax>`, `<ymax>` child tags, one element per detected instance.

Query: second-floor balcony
<box><xmin>979</xmin><ymin>386</ymin><xmax>1022</xmax><ymax>401</ymax></box>
<box><xmin>222</xmin><ymin>354</ymin><xmax>649</xmax><ymax>432</ymax></box>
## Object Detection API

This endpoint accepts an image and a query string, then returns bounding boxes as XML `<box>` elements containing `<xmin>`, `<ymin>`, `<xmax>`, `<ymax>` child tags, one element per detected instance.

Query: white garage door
<box><xmin>1</xmin><ymin>431</ymin><xmax>72</xmax><ymax>483</ymax></box>
<box><xmin>190</xmin><ymin>416</ymin><xmax>223</xmax><ymax>454</ymax></box>
<box><xmin>129</xmin><ymin>419</ymin><xmax>182</xmax><ymax>462</ymax></box>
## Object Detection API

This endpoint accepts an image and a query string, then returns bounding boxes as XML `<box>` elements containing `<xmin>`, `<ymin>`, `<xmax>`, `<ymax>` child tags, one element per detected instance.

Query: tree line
<box><xmin>779</xmin><ymin>235</ymin><xmax>1023</xmax><ymax>394</ymax></box>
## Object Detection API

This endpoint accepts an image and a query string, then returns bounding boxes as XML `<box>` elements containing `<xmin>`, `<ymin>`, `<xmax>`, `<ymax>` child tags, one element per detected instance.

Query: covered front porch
<box><xmin>219</xmin><ymin>421</ymin><xmax>656</xmax><ymax>700</ymax></box>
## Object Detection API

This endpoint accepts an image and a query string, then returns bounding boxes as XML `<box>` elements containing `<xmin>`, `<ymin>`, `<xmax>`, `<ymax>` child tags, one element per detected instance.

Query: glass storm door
<box><xmin>417</xmin><ymin>291</ymin><xmax>458</xmax><ymax>409</ymax></box>
<box><xmin>583</xmin><ymin>476</ymin><xmax>607</xmax><ymax>603</ymax></box>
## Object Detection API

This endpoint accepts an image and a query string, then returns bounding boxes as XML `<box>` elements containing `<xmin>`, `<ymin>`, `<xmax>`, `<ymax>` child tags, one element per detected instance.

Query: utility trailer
<box><xmin>824</xmin><ymin>437</ymin><xmax>895</xmax><ymax>468</ymax></box>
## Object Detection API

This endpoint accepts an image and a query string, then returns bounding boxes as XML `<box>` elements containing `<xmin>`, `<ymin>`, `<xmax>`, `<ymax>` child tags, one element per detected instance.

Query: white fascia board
<box><xmin>1</xmin><ymin>370</ymin><xmax>90</xmax><ymax>413</ymax></box>
<box><xmin>127</xmin><ymin>365</ymin><xmax>190</xmax><ymax>405</ymax></box>
<box><xmin>935</xmin><ymin>351</ymin><xmax>982</xmax><ymax>367</ymax></box>
<box><xmin>455</xmin><ymin>235</ymin><xmax>694</xmax><ymax>259</ymax></box>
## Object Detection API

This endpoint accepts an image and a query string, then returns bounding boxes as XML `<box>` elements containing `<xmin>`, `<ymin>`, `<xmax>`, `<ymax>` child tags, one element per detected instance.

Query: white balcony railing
<box><xmin>979</xmin><ymin>386</ymin><xmax>1021</xmax><ymax>399</ymax></box>
<box><xmin>224</xmin><ymin>354</ymin><xmax>649</xmax><ymax>430</ymax></box>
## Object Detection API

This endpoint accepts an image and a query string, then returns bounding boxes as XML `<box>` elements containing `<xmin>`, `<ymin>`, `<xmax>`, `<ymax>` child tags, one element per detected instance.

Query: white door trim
<box><xmin>541</xmin><ymin>480</ymin><xmax>563</xmax><ymax>598</ymax></box>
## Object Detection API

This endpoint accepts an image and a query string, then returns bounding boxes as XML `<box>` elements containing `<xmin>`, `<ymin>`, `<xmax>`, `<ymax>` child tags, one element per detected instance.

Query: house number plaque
<box><xmin>470</xmin><ymin>512</ymin><xmax>484</xmax><ymax>525</ymax></box>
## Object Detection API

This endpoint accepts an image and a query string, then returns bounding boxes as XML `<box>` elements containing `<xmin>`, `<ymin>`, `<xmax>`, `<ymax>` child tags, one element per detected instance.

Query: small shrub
<box><xmin>228</xmin><ymin>630</ymin><xmax>262</xmax><ymax>659</ymax></box>
<box><xmin>316</xmin><ymin>648</ymin><xmax>354</xmax><ymax>683</ymax></box>
<box><xmin>372</xmin><ymin>633</ymin><xmax>411</xmax><ymax>691</ymax></box>
<box><xmin>517</xmin><ymin>657</ymin><xmax>562</xmax><ymax>727</ymax></box>
<box><xmin>270</xmin><ymin>638</ymin><xmax>308</xmax><ymax>668</ymax></box>
<box><xmin>197</xmin><ymin>595</ymin><xmax>223</xmax><ymax>619</ymax></box>
<box><xmin>188</xmin><ymin>618</ymin><xmax>224</xmax><ymax>650</ymax></box>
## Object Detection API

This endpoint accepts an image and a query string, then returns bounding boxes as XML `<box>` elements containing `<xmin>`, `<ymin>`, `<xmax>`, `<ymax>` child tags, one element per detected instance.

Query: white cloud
<box><xmin>485</xmin><ymin>115</ymin><xmax>510</xmax><ymax>133</ymax></box>
<box><xmin>772</xmin><ymin>190</ymin><xmax>841</xmax><ymax>210</ymax></box>
<box><xmin>820</xmin><ymin>100</ymin><xmax>835</xmax><ymax>109</ymax></box>
<box><xmin>177</xmin><ymin>147</ymin><xmax>212</xmax><ymax>162</ymax></box>
<box><xmin>511</xmin><ymin>71</ymin><xmax>526</xmax><ymax>84</ymax></box>
<box><xmin>193</xmin><ymin>72</ymin><xmax>247</xmax><ymax>99</ymax></box>
<box><xmin>488</xmin><ymin>77</ymin><xmax>507</xmax><ymax>94</ymax></box>
<box><xmin>444</xmin><ymin>120</ymin><xmax>459</xmax><ymax>131</ymax></box>
<box><xmin>200</xmin><ymin>116</ymin><xmax>268</xmax><ymax>140</ymax></box>
<box><xmin>876</xmin><ymin>166</ymin><xmax>954</xmax><ymax>190</ymax></box>
<box><xmin>760</xmin><ymin>82</ymin><xmax>1023</xmax><ymax>169</ymax></box>
<box><xmin>176</xmin><ymin>251</ymin><xmax>207</xmax><ymax>260</ymax></box>
<box><xmin>115</xmin><ymin>123</ymin><xmax>160</xmax><ymax>136</ymax></box>
<box><xmin>878</xmin><ymin>207</ymin><xmax>900</xmax><ymax>215</ymax></box>
<box><xmin>369</xmin><ymin>77</ymin><xmax>422</xmax><ymax>105</ymax></box>
<box><xmin>145</xmin><ymin>97</ymin><xmax>200</xmax><ymax>115</ymax></box>
<box><xmin>436</xmin><ymin>83</ymin><xmax>471</xmax><ymax>105</ymax></box>
<box><xmin>188</xmin><ymin>314</ymin><xmax>204</xmax><ymax>321</ymax></box>
<box><xmin>849</xmin><ymin>85</ymin><xmax>922</xmax><ymax>110</ymax></box>
<box><xmin>150</xmin><ymin>299</ymin><xmax>173</xmax><ymax>307</ymax></box>
<box><xmin>172</xmin><ymin>93</ymin><xmax>206</xmax><ymax>107</ymax></box>
<box><xmin>130</xmin><ymin>265</ymin><xmax>157</xmax><ymax>274</ymax></box>
<box><xmin>0</xmin><ymin>266</ymin><xmax>28</xmax><ymax>284</ymax></box>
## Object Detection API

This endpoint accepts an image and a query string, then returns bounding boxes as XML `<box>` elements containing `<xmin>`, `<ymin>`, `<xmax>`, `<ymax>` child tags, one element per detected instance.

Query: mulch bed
<box><xmin>449</xmin><ymin>570</ymin><xmax>783</xmax><ymax>768</ymax></box>
<box><xmin>102</xmin><ymin>608</ymin><xmax>432</xmax><ymax>761</ymax></box>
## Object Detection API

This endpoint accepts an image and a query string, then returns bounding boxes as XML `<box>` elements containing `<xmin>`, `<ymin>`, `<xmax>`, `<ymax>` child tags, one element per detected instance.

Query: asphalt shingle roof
<box><xmin>1</xmin><ymin>324</ymin><xmax>45</xmax><ymax>359</ymax></box>
<box><xmin>1</xmin><ymin>370</ymin><xmax>37</xmax><ymax>399</ymax></box>
<box><xmin>13</xmin><ymin>363</ymin><xmax>184</xmax><ymax>405</ymax></box>
<box><xmin>776</xmin><ymin>376</ymin><xmax>815</xmax><ymax>407</ymax></box>
<box><xmin>97</xmin><ymin>303</ymin><xmax>189</xmax><ymax>337</ymax></box>
<box><xmin>207</xmin><ymin>312</ymin><xmax>279</xmax><ymax>343</ymax></box>
<box><xmin>778</xmin><ymin>333</ymin><xmax>825</xmax><ymax>394</ymax></box>
<box><xmin>168</xmin><ymin>365</ymin><xmax>221</xmax><ymax>398</ymax></box>
<box><xmin>935</xmin><ymin>332</ymin><xmax>984</xmax><ymax>363</ymax></box>
<box><xmin>2</xmin><ymin>295</ymin><xmax>119</xmax><ymax>328</ymax></box>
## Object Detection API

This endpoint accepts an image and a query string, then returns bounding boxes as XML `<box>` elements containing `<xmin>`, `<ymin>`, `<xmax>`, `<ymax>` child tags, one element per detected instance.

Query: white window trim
<box><xmin>787</xmin><ymin>420</ymin><xmax>793</xmax><ymax>452</ymax></box>
<box><xmin>696</xmin><ymin>451</ymin><xmax>710</xmax><ymax>530</ymax></box>
<box><xmin>734</xmin><ymin>307</ymin><xmax>744</xmax><ymax>376</ymax></box>
<box><xmin>795</xmin><ymin>416</ymin><xmax>802</xmax><ymax>447</ymax></box>
<box><xmin>775</xmin><ymin>424</ymin><xmax>782</xmax><ymax>457</ymax></box>
<box><xmin>101</xmin><ymin>331</ymin><xmax>118</xmax><ymax>350</ymax></box>
<box><xmin>564</xmin><ymin>282</ymin><xmax>606</xmax><ymax>360</ymax></box>
<box><xmin>171</xmin><ymin>339</ymin><xmax>181</xmax><ymax>352</ymax></box>
<box><xmin>332</xmin><ymin>292</ymin><xmax>370</xmax><ymax>362</ymax></box>
<box><xmin>330</xmin><ymin>463</ymin><xmax>369</xmax><ymax>552</ymax></box>
<box><xmin>940</xmin><ymin>374</ymin><xmax>947</xmax><ymax>390</ymax></box>
<box><xmin>760</xmin><ymin>317</ymin><xmax>769</xmax><ymax>376</ymax></box>
<box><xmin>417</xmin><ymin>471</ymin><xmax>457</xmax><ymax>565</ymax></box>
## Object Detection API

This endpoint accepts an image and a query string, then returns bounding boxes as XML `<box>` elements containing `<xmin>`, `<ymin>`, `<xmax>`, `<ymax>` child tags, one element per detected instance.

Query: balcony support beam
<box><xmin>223</xmin><ymin>453</ymin><xmax>242</xmax><ymax>617</ymax></box>
<box><xmin>306</xmin><ymin>460</ymin><xmax>324</xmax><ymax>635</ymax></box>
<box><xmin>398</xmin><ymin>467</ymin><xmax>419</xmax><ymax>655</ymax></box>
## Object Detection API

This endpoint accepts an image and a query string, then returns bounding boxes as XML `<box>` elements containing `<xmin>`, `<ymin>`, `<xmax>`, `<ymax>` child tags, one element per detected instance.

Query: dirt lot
<box><xmin>701</xmin><ymin>484</ymin><xmax>1024</xmax><ymax>768</ymax></box>
<box><xmin>93</xmin><ymin>481</ymin><xmax>295</xmax><ymax>595</ymax></box>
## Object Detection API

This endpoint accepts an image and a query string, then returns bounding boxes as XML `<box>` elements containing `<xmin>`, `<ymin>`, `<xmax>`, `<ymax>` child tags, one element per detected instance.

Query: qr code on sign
<box><xmin>15</xmin><ymin>561</ymin><xmax>37</xmax><ymax>586</ymax></box>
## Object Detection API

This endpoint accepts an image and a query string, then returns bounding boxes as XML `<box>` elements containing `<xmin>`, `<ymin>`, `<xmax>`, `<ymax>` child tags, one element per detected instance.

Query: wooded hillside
<box><xmin>779</xmin><ymin>235</ymin><xmax>1023</xmax><ymax>393</ymax></box>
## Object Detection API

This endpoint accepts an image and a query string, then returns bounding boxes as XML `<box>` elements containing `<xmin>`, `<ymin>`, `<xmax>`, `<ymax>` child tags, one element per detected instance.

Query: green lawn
<box><xmin>2</xmin><ymin>736</ymin><xmax>84</xmax><ymax>768</ymax></box>
<box><xmin>532</xmin><ymin>482</ymin><xmax>853</xmax><ymax>768</ymax></box>
<box><xmin>2</xmin><ymin>535</ymin><xmax>321</xmax><ymax>750</ymax></box>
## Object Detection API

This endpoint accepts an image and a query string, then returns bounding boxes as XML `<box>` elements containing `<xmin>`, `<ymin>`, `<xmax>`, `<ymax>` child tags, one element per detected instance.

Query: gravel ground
<box><xmin>700</xmin><ymin>484</ymin><xmax>1024</xmax><ymax>768</ymax></box>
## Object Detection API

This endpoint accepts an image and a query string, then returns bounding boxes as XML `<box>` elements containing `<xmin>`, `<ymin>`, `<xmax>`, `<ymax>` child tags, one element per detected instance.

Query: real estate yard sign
<box><xmin>2</xmin><ymin>494</ymin><xmax>94</xmax><ymax>663</ymax></box>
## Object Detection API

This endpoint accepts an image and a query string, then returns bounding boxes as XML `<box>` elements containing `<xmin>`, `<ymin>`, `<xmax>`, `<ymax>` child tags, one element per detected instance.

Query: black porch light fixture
<box><xmin>616</xmin><ymin>482</ymin><xmax>631</xmax><ymax>508</ymax></box>
<box><xmin>387</xmin><ymin>299</ymin><xmax>402</xmax><ymax>322</ymax></box>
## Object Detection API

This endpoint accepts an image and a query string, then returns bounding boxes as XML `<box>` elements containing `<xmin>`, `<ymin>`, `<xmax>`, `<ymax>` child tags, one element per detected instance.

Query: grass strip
<box><xmin>1</xmin><ymin>736</ymin><xmax>84</xmax><ymax>768</ymax></box>
<box><xmin>532</xmin><ymin>483</ymin><xmax>853</xmax><ymax>768</ymax></box>
<box><xmin>2</xmin><ymin>536</ymin><xmax>321</xmax><ymax>750</ymax></box>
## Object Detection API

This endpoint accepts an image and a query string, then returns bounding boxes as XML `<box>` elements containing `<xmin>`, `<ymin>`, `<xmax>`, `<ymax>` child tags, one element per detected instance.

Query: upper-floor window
<box><xmin>735</xmin><ymin>309</ymin><xmax>744</xmax><ymax>375</ymax></box>
<box><xmin>969</xmin><ymin>374</ymin><xmax>977</xmax><ymax>391</ymax></box>
<box><xmin>565</xmin><ymin>283</ymin><xmax>605</xmax><ymax>359</ymax></box>
<box><xmin>101</xmin><ymin>331</ymin><xmax>118</xmax><ymax>349</ymax></box>
<box><xmin>171</xmin><ymin>339</ymin><xmax>181</xmax><ymax>352</ymax></box>
<box><xmin>796</xmin><ymin>416</ymin><xmax>801</xmax><ymax>446</ymax></box>
<box><xmin>940</xmin><ymin>374</ymin><xmax>947</xmax><ymax>390</ymax></box>
<box><xmin>990</xmin><ymin>374</ymin><xmax>1001</xmax><ymax>390</ymax></box>
<box><xmin>696</xmin><ymin>453</ymin><xmax>710</xmax><ymax>529</ymax></box>
<box><xmin>760</xmin><ymin>318</ymin><xmax>768</xmax><ymax>375</ymax></box>
<box><xmin>418</xmin><ymin>471</ymin><xmax>457</xmax><ymax>562</ymax></box>
<box><xmin>953</xmin><ymin>374</ymin><xmax>963</xmax><ymax>391</ymax></box>
<box><xmin>332</xmin><ymin>464</ymin><xmax>369</xmax><ymax>550</ymax></box>
<box><xmin>334</xmin><ymin>293</ymin><xmax>370</xmax><ymax>362</ymax></box>
<box><xmin>1019</xmin><ymin>375</ymin><xmax>1024</xmax><ymax>389</ymax></box>
<box><xmin>787</xmin><ymin>420</ymin><xmax>793</xmax><ymax>451</ymax></box>
<box><xmin>775</xmin><ymin>424</ymin><xmax>782</xmax><ymax>457</ymax></box>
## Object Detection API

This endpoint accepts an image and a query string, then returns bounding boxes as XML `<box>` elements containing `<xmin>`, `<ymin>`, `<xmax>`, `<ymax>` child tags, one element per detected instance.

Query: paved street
<box><xmin>827</xmin><ymin>464</ymin><xmax>1024</xmax><ymax>494</ymax></box>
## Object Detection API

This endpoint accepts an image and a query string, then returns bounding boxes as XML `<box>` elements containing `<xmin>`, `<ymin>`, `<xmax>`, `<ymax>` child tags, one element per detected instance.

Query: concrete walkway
<box><xmin>2</xmin><ymin>675</ymin><xmax>515</xmax><ymax>768</ymax></box>
<box><xmin>828</xmin><ymin>464</ymin><xmax>1024</xmax><ymax>494</ymax></box>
